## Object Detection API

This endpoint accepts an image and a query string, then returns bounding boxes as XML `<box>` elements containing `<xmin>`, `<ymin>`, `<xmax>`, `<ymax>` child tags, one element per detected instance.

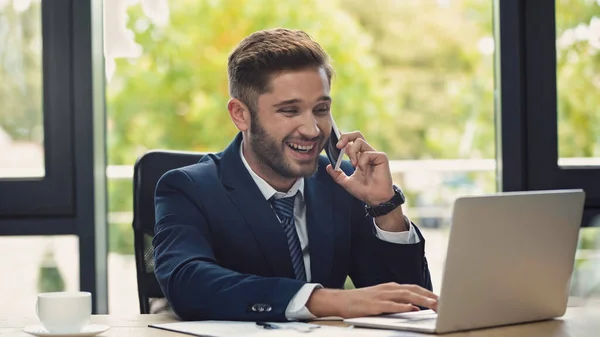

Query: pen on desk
<box><xmin>256</xmin><ymin>322</ymin><xmax>278</xmax><ymax>330</ymax></box>
<box><xmin>256</xmin><ymin>322</ymin><xmax>320</xmax><ymax>332</ymax></box>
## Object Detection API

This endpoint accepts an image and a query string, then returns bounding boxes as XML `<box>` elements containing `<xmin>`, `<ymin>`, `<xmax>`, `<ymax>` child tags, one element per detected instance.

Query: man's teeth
<box><xmin>288</xmin><ymin>143</ymin><xmax>314</xmax><ymax>151</ymax></box>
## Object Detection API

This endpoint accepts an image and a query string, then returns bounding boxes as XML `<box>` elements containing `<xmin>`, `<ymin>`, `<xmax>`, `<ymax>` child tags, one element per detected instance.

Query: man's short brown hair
<box><xmin>228</xmin><ymin>28</ymin><xmax>334</xmax><ymax>112</ymax></box>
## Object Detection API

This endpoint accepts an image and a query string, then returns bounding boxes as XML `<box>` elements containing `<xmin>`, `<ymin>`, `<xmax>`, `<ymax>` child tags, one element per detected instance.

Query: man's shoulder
<box><xmin>158</xmin><ymin>151</ymin><xmax>224</xmax><ymax>187</ymax></box>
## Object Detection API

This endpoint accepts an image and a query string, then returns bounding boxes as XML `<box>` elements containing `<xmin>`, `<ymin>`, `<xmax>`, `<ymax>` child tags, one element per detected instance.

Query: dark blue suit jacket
<box><xmin>153</xmin><ymin>133</ymin><xmax>432</xmax><ymax>321</ymax></box>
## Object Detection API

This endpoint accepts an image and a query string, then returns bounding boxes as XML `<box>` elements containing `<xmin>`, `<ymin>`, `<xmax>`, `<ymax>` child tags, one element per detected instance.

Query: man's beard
<box><xmin>248</xmin><ymin>113</ymin><xmax>323</xmax><ymax>179</ymax></box>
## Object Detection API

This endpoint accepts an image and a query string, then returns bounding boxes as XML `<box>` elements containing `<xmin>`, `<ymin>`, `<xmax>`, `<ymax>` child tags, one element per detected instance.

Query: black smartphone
<box><xmin>325</xmin><ymin>117</ymin><xmax>345</xmax><ymax>171</ymax></box>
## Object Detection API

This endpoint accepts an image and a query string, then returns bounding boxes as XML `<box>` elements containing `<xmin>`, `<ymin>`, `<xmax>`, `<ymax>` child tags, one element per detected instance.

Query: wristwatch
<box><xmin>364</xmin><ymin>185</ymin><xmax>406</xmax><ymax>217</ymax></box>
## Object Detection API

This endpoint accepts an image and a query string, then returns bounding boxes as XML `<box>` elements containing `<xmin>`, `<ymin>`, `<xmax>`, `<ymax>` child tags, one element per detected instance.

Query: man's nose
<box><xmin>298</xmin><ymin>112</ymin><xmax>321</xmax><ymax>139</ymax></box>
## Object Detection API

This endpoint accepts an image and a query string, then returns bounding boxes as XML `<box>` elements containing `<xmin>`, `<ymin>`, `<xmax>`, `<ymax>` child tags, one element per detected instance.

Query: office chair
<box><xmin>132</xmin><ymin>150</ymin><xmax>204</xmax><ymax>314</ymax></box>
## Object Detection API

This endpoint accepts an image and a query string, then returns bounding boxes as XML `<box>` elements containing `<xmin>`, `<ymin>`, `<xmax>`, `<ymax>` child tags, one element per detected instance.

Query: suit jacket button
<box><xmin>265</xmin><ymin>305</ymin><xmax>272</xmax><ymax>312</ymax></box>
<box><xmin>251</xmin><ymin>304</ymin><xmax>259</xmax><ymax>312</ymax></box>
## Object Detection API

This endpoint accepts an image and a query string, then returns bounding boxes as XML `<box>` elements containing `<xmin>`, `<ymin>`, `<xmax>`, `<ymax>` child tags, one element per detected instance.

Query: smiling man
<box><xmin>153</xmin><ymin>28</ymin><xmax>436</xmax><ymax>322</ymax></box>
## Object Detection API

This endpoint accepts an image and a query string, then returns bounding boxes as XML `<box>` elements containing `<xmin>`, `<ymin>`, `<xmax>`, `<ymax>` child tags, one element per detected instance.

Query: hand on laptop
<box><xmin>306</xmin><ymin>282</ymin><xmax>438</xmax><ymax>318</ymax></box>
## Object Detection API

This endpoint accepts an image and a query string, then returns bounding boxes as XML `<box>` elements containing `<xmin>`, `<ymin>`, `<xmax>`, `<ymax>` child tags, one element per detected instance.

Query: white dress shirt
<box><xmin>240</xmin><ymin>145</ymin><xmax>420</xmax><ymax>320</ymax></box>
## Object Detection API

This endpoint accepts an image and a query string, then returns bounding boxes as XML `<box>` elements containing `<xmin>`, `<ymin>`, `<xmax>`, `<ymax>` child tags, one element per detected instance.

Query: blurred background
<box><xmin>0</xmin><ymin>0</ymin><xmax>599</xmax><ymax>315</ymax></box>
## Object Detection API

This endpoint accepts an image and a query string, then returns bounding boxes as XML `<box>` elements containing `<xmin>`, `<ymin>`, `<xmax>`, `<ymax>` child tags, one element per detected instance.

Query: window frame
<box><xmin>0</xmin><ymin>0</ymin><xmax>108</xmax><ymax>314</ymax></box>
<box><xmin>495</xmin><ymin>0</ymin><xmax>600</xmax><ymax>227</ymax></box>
<box><xmin>0</xmin><ymin>0</ymin><xmax>75</xmax><ymax>217</ymax></box>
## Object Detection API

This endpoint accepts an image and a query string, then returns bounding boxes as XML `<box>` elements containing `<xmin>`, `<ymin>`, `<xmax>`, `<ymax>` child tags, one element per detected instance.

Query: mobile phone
<box><xmin>325</xmin><ymin>117</ymin><xmax>345</xmax><ymax>171</ymax></box>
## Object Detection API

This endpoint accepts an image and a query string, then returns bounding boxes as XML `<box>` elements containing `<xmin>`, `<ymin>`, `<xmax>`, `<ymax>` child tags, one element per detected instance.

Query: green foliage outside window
<box><xmin>103</xmin><ymin>0</ymin><xmax>600</xmax><ymax>255</ymax></box>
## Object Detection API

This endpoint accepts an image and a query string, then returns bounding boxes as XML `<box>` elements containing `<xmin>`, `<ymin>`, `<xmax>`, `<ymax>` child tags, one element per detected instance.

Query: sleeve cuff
<box><xmin>373</xmin><ymin>215</ymin><xmax>421</xmax><ymax>244</ymax></box>
<box><xmin>284</xmin><ymin>283</ymin><xmax>323</xmax><ymax>320</ymax></box>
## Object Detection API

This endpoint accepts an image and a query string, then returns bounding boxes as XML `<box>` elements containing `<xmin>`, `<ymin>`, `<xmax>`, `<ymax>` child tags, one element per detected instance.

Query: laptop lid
<box><xmin>435</xmin><ymin>189</ymin><xmax>585</xmax><ymax>333</ymax></box>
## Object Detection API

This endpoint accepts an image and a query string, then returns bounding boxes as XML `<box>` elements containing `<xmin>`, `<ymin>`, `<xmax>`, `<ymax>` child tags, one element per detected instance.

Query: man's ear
<box><xmin>227</xmin><ymin>98</ymin><xmax>251</xmax><ymax>131</ymax></box>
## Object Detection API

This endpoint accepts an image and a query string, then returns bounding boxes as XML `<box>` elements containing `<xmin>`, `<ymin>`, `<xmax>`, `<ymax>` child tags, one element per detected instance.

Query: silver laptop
<box><xmin>344</xmin><ymin>189</ymin><xmax>585</xmax><ymax>334</ymax></box>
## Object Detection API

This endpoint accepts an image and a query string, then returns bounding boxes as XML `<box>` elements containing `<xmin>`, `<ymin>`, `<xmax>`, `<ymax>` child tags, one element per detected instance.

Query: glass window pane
<box><xmin>571</xmin><ymin>221</ymin><xmax>600</xmax><ymax>303</ymax></box>
<box><xmin>556</xmin><ymin>0</ymin><xmax>600</xmax><ymax>165</ymax></box>
<box><xmin>105</xmin><ymin>0</ymin><xmax>496</xmax><ymax>306</ymax></box>
<box><xmin>0</xmin><ymin>0</ymin><xmax>44</xmax><ymax>178</ymax></box>
<box><xmin>0</xmin><ymin>236</ymin><xmax>79</xmax><ymax>316</ymax></box>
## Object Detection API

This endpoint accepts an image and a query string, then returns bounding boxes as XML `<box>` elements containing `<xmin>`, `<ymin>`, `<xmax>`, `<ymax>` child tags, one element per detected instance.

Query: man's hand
<box><xmin>326</xmin><ymin>131</ymin><xmax>395</xmax><ymax>206</ymax></box>
<box><xmin>326</xmin><ymin>131</ymin><xmax>408</xmax><ymax>232</ymax></box>
<box><xmin>306</xmin><ymin>283</ymin><xmax>438</xmax><ymax>318</ymax></box>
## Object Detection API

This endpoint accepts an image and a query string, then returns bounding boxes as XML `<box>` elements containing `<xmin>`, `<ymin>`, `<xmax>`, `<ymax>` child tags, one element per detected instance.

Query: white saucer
<box><xmin>22</xmin><ymin>324</ymin><xmax>110</xmax><ymax>337</ymax></box>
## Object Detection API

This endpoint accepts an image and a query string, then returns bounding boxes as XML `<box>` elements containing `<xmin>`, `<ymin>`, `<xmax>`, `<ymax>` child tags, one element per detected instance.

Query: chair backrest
<box><xmin>132</xmin><ymin>150</ymin><xmax>204</xmax><ymax>314</ymax></box>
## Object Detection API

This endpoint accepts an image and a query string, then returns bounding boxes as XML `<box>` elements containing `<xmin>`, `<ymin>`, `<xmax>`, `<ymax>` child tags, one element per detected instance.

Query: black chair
<box><xmin>132</xmin><ymin>150</ymin><xmax>204</xmax><ymax>314</ymax></box>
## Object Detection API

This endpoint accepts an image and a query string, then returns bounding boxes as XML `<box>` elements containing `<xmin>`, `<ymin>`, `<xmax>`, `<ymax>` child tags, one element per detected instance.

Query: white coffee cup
<box><xmin>36</xmin><ymin>291</ymin><xmax>91</xmax><ymax>334</ymax></box>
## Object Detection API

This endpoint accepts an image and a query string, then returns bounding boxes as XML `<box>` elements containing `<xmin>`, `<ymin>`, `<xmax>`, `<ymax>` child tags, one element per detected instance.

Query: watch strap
<box><xmin>364</xmin><ymin>185</ymin><xmax>405</xmax><ymax>217</ymax></box>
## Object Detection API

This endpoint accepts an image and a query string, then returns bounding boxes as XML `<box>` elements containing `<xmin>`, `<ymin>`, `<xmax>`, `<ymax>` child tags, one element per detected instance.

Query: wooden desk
<box><xmin>1</xmin><ymin>305</ymin><xmax>598</xmax><ymax>336</ymax></box>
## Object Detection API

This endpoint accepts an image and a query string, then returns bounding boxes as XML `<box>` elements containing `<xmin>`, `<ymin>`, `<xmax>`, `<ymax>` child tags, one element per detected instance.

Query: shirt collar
<box><xmin>240</xmin><ymin>141</ymin><xmax>304</xmax><ymax>201</ymax></box>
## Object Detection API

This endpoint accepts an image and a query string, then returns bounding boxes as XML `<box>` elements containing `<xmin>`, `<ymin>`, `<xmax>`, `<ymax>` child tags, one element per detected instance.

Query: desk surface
<box><xmin>1</xmin><ymin>304</ymin><xmax>598</xmax><ymax>337</ymax></box>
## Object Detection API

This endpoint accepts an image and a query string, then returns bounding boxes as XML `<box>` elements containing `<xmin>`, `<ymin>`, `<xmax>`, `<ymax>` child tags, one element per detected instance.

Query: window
<box><xmin>0</xmin><ymin>235</ymin><xmax>79</xmax><ymax>317</ymax></box>
<box><xmin>0</xmin><ymin>0</ymin><xmax>75</xmax><ymax>218</ymax></box>
<box><xmin>0</xmin><ymin>0</ymin><xmax>44</xmax><ymax>179</ymax></box>
<box><xmin>556</xmin><ymin>0</ymin><xmax>600</xmax><ymax>164</ymax></box>
<box><xmin>497</xmin><ymin>0</ymin><xmax>600</xmax><ymax>228</ymax></box>
<box><xmin>0</xmin><ymin>0</ymin><xmax>108</xmax><ymax>314</ymax></box>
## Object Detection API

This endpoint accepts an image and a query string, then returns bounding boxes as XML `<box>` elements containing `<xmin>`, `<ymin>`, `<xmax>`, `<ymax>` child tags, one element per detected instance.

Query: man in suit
<box><xmin>153</xmin><ymin>28</ymin><xmax>437</xmax><ymax>322</ymax></box>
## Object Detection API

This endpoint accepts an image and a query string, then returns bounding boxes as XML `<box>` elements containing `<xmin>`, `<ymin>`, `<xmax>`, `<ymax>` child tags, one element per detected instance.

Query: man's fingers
<box><xmin>379</xmin><ymin>283</ymin><xmax>438</xmax><ymax>301</ymax></box>
<box><xmin>345</xmin><ymin>138</ymin><xmax>374</xmax><ymax>166</ymax></box>
<box><xmin>401</xmin><ymin>284</ymin><xmax>439</xmax><ymax>301</ymax></box>
<box><xmin>326</xmin><ymin>164</ymin><xmax>349</xmax><ymax>186</ymax></box>
<box><xmin>356</xmin><ymin>151</ymin><xmax>388</xmax><ymax>175</ymax></box>
<box><xmin>384</xmin><ymin>283</ymin><xmax>438</xmax><ymax>300</ymax></box>
<box><xmin>357</xmin><ymin>151</ymin><xmax>369</xmax><ymax>175</ymax></box>
<box><xmin>384</xmin><ymin>290</ymin><xmax>437</xmax><ymax>311</ymax></box>
<box><xmin>337</xmin><ymin>131</ymin><xmax>365</xmax><ymax>149</ymax></box>
<box><xmin>377</xmin><ymin>301</ymin><xmax>420</xmax><ymax>315</ymax></box>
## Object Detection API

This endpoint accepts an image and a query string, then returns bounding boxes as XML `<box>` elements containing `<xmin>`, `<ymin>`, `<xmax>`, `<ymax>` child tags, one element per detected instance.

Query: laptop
<box><xmin>344</xmin><ymin>189</ymin><xmax>585</xmax><ymax>334</ymax></box>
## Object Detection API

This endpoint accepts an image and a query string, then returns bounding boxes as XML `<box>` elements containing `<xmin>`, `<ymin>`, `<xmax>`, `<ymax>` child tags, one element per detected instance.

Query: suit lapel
<box><xmin>220</xmin><ymin>134</ymin><xmax>295</xmax><ymax>279</ymax></box>
<box><xmin>304</xmin><ymin>177</ymin><xmax>335</xmax><ymax>284</ymax></box>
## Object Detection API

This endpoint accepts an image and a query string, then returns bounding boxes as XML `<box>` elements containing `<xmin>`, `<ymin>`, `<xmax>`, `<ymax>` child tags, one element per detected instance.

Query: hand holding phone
<box><xmin>325</xmin><ymin>128</ymin><xmax>397</xmax><ymax>212</ymax></box>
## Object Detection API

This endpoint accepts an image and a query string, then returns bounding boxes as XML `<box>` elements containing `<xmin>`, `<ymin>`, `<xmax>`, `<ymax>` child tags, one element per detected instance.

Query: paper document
<box><xmin>149</xmin><ymin>321</ymin><xmax>325</xmax><ymax>337</ymax></box>
<box><xmin>150</xmin><ymin>320</ymin><xmax>417</xmax><ymax>336</ymax></box>
<box><xmin>310</xmin><ymin>315</ymin><xmax>344</xmax><ymax>321</ymax></box>
<box><xmin>260</xmin><ymin>328</ymin><xmax>414</xmax><ymax>337</ymax></box>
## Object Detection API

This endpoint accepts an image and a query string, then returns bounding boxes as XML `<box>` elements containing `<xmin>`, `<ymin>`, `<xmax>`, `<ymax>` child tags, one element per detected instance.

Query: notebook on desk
<box><xmin>345</xmin><ymin>189</ymin><xmax>585</xmax><ymax>334</ymax></box>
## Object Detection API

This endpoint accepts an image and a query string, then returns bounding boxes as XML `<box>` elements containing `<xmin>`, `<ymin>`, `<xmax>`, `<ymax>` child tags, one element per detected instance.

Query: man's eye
<box><xmin>315</xmin><ymin>107</ymin><xmax>330</xmax><ymax>114</ymax></box>
<box><xmin>279</xmin><ymin>109</ymin><xmax>297</xmax><ymax>113</ymax></box>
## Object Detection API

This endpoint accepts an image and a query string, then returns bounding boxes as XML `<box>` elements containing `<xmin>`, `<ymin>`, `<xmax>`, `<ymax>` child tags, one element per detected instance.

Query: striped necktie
<box><xmin>270</xmin><ymin>193</ymin><xmax>307</xmax><ymax>281</ymax></box>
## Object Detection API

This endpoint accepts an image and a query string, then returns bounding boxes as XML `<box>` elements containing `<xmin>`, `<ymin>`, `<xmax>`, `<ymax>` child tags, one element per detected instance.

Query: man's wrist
<box><xmin>365</xmin><ymin>187</ymin><xmax>395</xmax><ymax>206</ymax></box>
<box><xmin>286</xmin><ymin>283</ymin><xmax>323</xmax><ymax>320</ymax></box>
<box><xmin>306</xmin><ymin>288</ymin><xmax>343</xmax><ymax>318</ymax></box>
<box><xmin>364</xmin><ymin>185</ymin><xmax>406</xmax><ymax>218</ymax></box>
<box><xmin>374</xmin><ymin>206</ymin><xmax>408</xmax><ymax>232</ymax></box>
